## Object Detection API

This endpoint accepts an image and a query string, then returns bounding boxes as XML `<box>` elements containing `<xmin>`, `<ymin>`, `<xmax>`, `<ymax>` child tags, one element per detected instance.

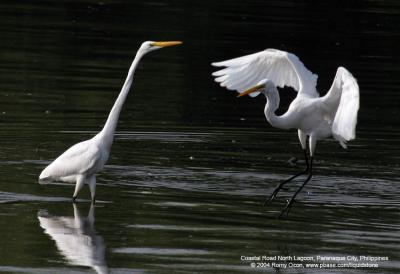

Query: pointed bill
<box><xmin>237</xmin><ymin>84</ymin><xmax>265</xmax><ymax>97</ymax></box>
<box><xmin>152</xmin><ymin>41</ymin><xmax>183</xmax><ymax>47</ymax></box>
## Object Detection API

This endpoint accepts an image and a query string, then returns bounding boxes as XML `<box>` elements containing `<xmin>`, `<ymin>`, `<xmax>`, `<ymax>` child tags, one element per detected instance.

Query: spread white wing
<box><xmin>212</xmin><ymin>49</ymin><xmax>319</xmax><ymax>98</ymax></box>
<box><xmin>322</xmin><ymin>67</ymin><xmax>360</xmax><ymax>148</ymax></box>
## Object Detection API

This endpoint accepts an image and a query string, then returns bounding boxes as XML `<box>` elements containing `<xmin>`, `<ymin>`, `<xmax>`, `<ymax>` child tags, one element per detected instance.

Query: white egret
<box><xmin>212</xmin><ymin>49</ymin><xmax>359</xmax><ymax>216</ymax></box>
<box><xmin>39</xmin><ymin>41</ymin><xmax>182</xmax><ymax>203</ymax></box>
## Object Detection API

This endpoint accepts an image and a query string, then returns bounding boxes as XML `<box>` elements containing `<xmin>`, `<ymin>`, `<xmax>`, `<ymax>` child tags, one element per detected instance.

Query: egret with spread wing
<box><xmin>39</xmin><ymin>41</ymin><xmax>182</xmax><ymax>203</ymax></box>
<box><xmin>212</xmin><ymin>49</ymin><xmax>359</xmax><ymax>216</ymax></box>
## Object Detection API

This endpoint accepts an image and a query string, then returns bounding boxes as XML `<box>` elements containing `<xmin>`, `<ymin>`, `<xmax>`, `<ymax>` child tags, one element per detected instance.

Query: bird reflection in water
<box><xmin>37</xmin><ymin>204</ymin><xmax>108</xmax><ymax>274</ymax></box>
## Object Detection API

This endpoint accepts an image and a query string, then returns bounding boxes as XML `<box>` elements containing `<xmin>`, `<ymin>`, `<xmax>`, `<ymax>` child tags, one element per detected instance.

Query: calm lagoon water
<box><xmin>0</xmin><ymin>1</ymin><xmax>399</xmax><ymax>273</ymax></box>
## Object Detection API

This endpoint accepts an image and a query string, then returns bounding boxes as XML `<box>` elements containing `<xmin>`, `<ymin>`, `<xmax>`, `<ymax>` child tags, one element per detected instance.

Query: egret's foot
<box><xmin>264</xmin><ymin>191</ymin><xmax>278</xmax><ymax>206</ymax></box>
<box><xmin>264</xmin><ymin>167</ymin><xmax>308</xmax><ymax>207</ymax></box>
<box><xmin>279</xmin><ymin>199</ymin><xmax>296</xmax><ymax>218</ymax></box>
<box><xmin>264</xmin><ymin>186</ymin><xmax>290</xmax><ymax>206</ymax></box>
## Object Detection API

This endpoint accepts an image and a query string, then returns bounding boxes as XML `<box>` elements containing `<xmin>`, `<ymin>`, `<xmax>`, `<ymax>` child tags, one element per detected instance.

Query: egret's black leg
<box><xmin>264</xmin><ymin>149</ymin><xmax>309</xmax><ymax>205</ymax></box>
<box><xmin>279</xmin><ymin>157</ymin><xmax>313</xmax><ymax>218</ymax></box>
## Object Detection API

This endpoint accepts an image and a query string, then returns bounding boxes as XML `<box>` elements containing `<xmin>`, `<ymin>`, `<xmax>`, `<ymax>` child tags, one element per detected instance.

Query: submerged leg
<box><xmin>72</xmin><ymin>176</ymin><xmax>85</xmax><ymax>202</ymax></box>
<box><xmin>72</xmin><ymin>203</ymin><xmax>85</xmax><ymax>228</ymax></box>
<box><xmin>88</xmin><ymin>202</ymin><xmax>95</xmax><ymax>225</ymax></box>
<box><xmin>264</xmin><ymin>149</ymin><xmax>309</xmax><ymax>205</ymax></box>
<box><xmin>279</xmin><ymin>157</ymin><xmax>313</xmax><ymax>217</ymax></box>
<box><xmin>279</xmin><ymin>136</ymin><xmax>317</xmax><ymax>217</ymax></box>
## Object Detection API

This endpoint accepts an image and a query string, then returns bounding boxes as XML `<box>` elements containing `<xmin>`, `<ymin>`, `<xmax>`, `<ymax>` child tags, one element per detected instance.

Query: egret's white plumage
<box><xmin>212</xmin><ymin>48</ymin><xmax>359</xmax><ymax>216</ymax></box>
<box><xmin>324</xmin><ymin>67</ymin><xmax>360</xmax><ymax>146</ymax></box>
<box><xmin>212</xmin><ymin>49</ymin><xmax>319</xmax><ymax>98</ymax></box>
<box><xmin>39</xmin><ymin>41</ymin><xmax>182</xmax><ymax>202</ymax></box>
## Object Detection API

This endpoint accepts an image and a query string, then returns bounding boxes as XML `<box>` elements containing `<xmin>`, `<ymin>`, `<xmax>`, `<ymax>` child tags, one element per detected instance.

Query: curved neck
<box><xmin>263</xmin><ymin>87</ymin><xmax>289</xmax><ymax>129</ymax></box>
<box><xmin>98</xmin><ymin>50</ymin><xmax>145</xmax><ymax>148</ymax></box>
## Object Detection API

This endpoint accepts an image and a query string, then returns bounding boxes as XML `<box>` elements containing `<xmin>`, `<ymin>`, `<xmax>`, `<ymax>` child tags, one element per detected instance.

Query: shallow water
<box><xmin>0</xmin><ymin>0</ymin><xmax>399</xmax><ymax>273</ymax></box>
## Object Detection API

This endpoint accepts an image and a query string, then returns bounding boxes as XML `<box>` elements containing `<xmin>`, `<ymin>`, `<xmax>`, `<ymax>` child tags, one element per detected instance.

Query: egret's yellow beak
<box><xmin>237</xmin><ymin>84</ymin><xmax>265</xmax><ymax>97</ymax></box>
<box><xmin>151</xmin><ymin>41</ymin><xmax>183</xmax><ymax>47</ymax></box>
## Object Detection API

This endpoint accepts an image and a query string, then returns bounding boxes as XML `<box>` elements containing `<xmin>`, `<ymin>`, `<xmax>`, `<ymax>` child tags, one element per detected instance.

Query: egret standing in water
<box><xmin>39</xmin><ymin>41</ymin><xmax>182</xmax><ymax>203</ymax></box>
<box><xmin>212</xmin><ymin>49</ymin><xmax>359</xmax><ymax>216</ymax></box>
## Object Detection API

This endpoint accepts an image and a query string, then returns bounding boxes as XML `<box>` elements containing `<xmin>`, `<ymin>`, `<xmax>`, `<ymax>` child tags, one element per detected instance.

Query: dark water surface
<box><xmin>0</xmin><ymin>0</ymin><xmax>399</xmax><ymax>273</ymax></box>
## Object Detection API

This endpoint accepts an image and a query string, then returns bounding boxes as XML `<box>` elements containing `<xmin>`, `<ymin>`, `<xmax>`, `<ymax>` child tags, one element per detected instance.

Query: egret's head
<box><xmin>139</xmin><ymin>41</ymin><xmax>182</xmax><ymax>54</ymax></box>
<box><xmin>237</xmin><ymin>79</ymin><xmax>274</xmax><ymax>98</ymax></box>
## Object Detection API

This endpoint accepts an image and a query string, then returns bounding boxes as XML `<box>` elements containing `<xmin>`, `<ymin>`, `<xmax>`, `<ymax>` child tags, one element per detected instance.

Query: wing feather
<box><xmin>322</xmin><ymin>67</ymin><xmax>360</xmax><ymax>148</ymax></box>
<box><xmin>212</xmin><ymin>49</ymin><xmax>319</xmax><ymax>97</ymax></box>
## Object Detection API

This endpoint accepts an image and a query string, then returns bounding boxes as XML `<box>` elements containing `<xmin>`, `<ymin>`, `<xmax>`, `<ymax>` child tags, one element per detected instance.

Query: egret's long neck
<box><xmin>98</xmin><ymin>50</ymin><xmax>145</xmax><ymax>148</ymax></box>
<box><xmin>264</xmin><ymin>87</ymin><xmax>290</xmax><ymax>129</ymax></box>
